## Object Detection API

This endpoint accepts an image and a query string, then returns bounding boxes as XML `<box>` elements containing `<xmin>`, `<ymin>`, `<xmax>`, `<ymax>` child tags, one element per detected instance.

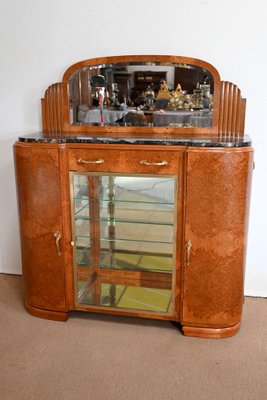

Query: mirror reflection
<box><xmin>68</xmin><ymin>61</ymin><xmax>214</xmax><ymax>128</ymax></box>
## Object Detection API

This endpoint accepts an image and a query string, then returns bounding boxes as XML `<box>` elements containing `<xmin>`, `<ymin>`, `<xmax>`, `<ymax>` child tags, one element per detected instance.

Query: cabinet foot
<box><xmin>25</xmin><ymin>303</ymin><xmax>68</xmax><ymax>321</ymax></box>
<box><xmin>182</xmin><ymin>322</ymin><xmax>240</xmax><ymax>339</ymax></box>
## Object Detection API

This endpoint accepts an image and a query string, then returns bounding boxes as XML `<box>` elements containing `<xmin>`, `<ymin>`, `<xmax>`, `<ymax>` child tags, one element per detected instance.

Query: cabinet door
<box><xmin>69</xmin><ymin>148</ymin><xmax>185</xmax><ymax>319</ymax></box>
<box><xmin>14</xmin><ymin>144</ymin><xmax>66</xmax><ymax>311</ymax></box>
<box><xmin>182</xmin><ymin>148</ymin><xmax>253</xmax><ymax>328</ymax></box>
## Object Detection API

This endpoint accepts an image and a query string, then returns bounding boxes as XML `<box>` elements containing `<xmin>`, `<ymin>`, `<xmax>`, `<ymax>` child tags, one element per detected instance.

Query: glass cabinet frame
<box><xmin>70</xmin><ymin>171</ymin><xmax>179</xmax><ymax>317</ymax></box>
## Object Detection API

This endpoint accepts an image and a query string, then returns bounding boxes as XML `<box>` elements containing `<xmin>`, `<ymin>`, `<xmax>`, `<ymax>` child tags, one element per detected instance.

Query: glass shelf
<box><xmin>76</xmin><ymin>236</ymin><xmax>173</xmax><ymax>245</ymax></box>
<box><xmin>74</xmin><ymin>198</ymin><xmax>174</xmax><ymax>205</ymax></box>
<box><xmin>76</xmin><ymin>246</ymin><xmax>172</xmax><ymax>273</ymax></box>
<box><xmin>77</xmin><ymin>279</ymin><xmax>172</xmax><ymax>313</ymax></box>
<box><xmin>74</xmin><ymin>199</ymin><xmax>174</xmax><ymax>225</ymax></box>
<box><xmin>75</xmin><ymin>216</ymin><xmax>174</xmax><ymax>226</ymax></box>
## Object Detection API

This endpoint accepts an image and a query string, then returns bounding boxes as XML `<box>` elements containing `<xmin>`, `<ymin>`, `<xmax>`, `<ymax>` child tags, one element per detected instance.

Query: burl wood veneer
<box><xmin>14</xmin><ymin>55</ymin><xmax>253</xmax><ymax>338</ymax></box>
<box><xmin>182</xmin><ymin>147</ymin><xmax>253</xmax><ymax>337</ymax></box>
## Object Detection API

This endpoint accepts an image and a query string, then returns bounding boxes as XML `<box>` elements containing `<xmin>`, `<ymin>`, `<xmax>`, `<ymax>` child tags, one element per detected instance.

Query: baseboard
<box><xmin>245</xmin><ymin>292</ymin><xmax>267</xmax><ymax>299</ymax></box>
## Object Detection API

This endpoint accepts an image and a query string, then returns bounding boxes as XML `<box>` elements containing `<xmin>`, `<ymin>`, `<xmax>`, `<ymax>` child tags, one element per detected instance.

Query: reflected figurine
<box><xmin>90</xmin><ymin>75</ymin><xmax>106</xmax><ymax>124</ymax></box>
<box><xmin>172</xmin><ymin>83</ymin><xmax>183</xmax><ymax>98</ymax></box>
<box><xmin>157</xmin><ymin>80</ymin><xmax>172</xmax><ymax>99</ymax></box>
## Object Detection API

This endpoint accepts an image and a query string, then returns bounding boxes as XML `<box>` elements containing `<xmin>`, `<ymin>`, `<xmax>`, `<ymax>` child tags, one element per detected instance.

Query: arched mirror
<box><xmin>59</xmin><ymin>55</ymin><xmax>220</xmax><ymax>134</ymax></box>
<box><xmin>67</xmin><ymin>60</ymin><xmax>215</xmax><ymax>129</ymax></box>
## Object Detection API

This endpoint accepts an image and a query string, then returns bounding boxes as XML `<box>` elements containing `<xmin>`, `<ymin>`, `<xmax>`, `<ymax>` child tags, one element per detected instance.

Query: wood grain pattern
<box><xmin>14</xmin><ymin>139</ymin><xmax>253</xmax><ymax>338</ymax></box>
<box><xmin>182</xmin><ymin>147</ymin><xmax>253</xmax><ymax>331</ymax></box>
<box><xmin>25</xmin><ymin>303</ymin><xmax>68</xmax><ymax>321</ymax></box>
<box><xmin>14</xmin><ymin>143</ymin><xmax>67</xmax><ymax>312</ymax></box>
<box><xmin>182</xmin><ymin>322</ymin><xmax>240</xmax><ymax>339</ymax></box>
<box><xmin>68</xmin><ymin>147</ymin><xmax>182</xmax><ymax>174</ymax></box>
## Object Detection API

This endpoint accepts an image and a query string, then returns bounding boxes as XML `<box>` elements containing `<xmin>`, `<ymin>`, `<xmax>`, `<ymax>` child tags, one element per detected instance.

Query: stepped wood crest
<box><xmin>41</xmin><ymin>55</ymin><xmax>246</xmax><ymax>136</ymax></box>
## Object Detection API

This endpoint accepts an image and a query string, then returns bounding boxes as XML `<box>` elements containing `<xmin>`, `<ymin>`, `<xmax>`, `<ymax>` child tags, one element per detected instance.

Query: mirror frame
<box><xmin>61</xmin><ymin>55</ymin><xmax>221</xmax><ymax>135</ymax></box>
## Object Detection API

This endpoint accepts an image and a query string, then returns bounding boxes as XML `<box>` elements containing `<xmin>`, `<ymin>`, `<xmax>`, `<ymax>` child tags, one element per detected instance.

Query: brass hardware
<box><xmin>77</xmin><ymin>158</ymin><xmax>105</xmax><ymax>164</ymax></box>
<box><xmin>140</xmin><ymin>160</ymin><xmax>169</xmax><ymax>166</ymax></box>
<box><xmin>71</xmin><ymin>241</ymin><xmax>75</xmax><ymax>247</ymax></box>
<box><xmin>186</xmin><ymin>239</ymin><xmax>192</xmax><ymax>267</ymax></box>
<box><xmin>54</xmin><ymin>231</ymin><xmax>62</xmax><ymax>256</ymax></box>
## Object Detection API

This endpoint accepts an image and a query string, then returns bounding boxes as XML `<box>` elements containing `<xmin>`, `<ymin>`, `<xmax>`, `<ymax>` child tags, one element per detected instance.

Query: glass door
<box><xmin>70</xmin><ymin>173</ymin><xmax>177</xmax><ymax>316</ymax></box>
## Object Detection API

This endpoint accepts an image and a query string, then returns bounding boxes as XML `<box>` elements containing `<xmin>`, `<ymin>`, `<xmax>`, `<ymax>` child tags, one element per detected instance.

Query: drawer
<box><xmin>68</xmin><ymin>148</ymin><xmax>183</xmax><ymax>174</ymax></box>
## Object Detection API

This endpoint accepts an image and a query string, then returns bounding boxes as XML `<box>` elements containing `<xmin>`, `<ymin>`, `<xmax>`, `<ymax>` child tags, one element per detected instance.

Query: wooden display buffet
<box><xmin>14</xmin><ymin>55</ymin><xmax>253</xmax><ymax>338</ymax></box>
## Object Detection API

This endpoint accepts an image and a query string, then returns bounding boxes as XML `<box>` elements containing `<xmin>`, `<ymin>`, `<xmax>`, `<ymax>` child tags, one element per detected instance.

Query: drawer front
<box><xmin>68</xmin><ymin>148</ymin><xmax>182</xmax><ymax>174</ymax></box>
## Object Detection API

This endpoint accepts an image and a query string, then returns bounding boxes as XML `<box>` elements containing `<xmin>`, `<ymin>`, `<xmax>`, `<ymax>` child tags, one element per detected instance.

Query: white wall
<box><xmin>0</xmin><ymin>0</ymin><xmax>266</xmax><ymax>295</ymax></box>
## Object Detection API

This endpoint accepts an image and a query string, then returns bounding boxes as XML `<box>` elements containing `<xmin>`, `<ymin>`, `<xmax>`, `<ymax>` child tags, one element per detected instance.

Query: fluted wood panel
<box><xmin>42</xmin><ymin>83</ymin><xmax>64</xmax><ymax>133</ymax></box>
<box><xmin>219</xmin><ymin>81</ymin><xmax>246</xmax><ymax>135</ymax></box>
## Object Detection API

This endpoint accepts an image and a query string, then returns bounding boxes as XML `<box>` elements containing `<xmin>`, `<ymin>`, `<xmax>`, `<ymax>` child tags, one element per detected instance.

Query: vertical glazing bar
<box><xmin>108</xmin><ymin>176</ymin><xmax>116</xmax><ymax>270</ymax></box>
<box><xmin>88</xmin><ymin>175</ymin><xmax>101</xmax><ymax>304</ymax></box>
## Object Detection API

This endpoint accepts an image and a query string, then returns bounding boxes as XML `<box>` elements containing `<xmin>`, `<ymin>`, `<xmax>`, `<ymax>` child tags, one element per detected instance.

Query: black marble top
<box><xmin>17</xmin><ymin>132</ymin><xmax>252</xmax><ymax>148</ymax></box>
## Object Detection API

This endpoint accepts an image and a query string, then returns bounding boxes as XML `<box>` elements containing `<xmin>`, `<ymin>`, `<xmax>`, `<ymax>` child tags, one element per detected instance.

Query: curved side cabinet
<box><xmin>14</xmin><ymin>143</ymin><xmax>68</xmax><ymax>321</ymax></box>
<box><xmin>182</xmin><ymin>147</ymin><xmax>253</xmax><ymax>338</ymax></box>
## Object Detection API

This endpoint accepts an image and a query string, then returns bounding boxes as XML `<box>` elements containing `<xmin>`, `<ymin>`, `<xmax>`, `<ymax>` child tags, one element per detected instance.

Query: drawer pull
<box><xmin>140</xmin><ymin>160</ymin><xmax>169</xmax><ymax>166</ymax></box>
<box><xmin>77</xmin><ymin>158</ymin><xmax>105</xmax><ymax>165</ymax></box>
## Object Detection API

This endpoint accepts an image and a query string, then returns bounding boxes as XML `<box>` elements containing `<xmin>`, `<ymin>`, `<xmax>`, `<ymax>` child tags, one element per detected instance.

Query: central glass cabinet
<box><xmin>70</xmin><ymin>172</ymin><xmax>177</xmax><ymax>316</ymax></box>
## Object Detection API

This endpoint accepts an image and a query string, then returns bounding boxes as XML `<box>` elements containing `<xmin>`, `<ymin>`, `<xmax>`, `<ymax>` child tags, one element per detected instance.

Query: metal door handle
<box><xmin>54</xmin><ymin>231</ymin><xmax>62</xmax><ymax>256</ymax></box>
<box><xmin>186</xmin><ymin>240</ymin><xmax>192</xmax><ymax>267</ymax></box>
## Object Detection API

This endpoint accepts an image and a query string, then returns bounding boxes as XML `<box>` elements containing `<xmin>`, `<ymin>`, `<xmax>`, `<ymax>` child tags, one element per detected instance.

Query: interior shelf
<box><xmin>77</xmin><ymin>272</ymin><xmax>173</xmax><ymax>314</ymax></box>
<box><xmin>76</xmin><ymin>247</ymin><xmax>173</xmax><ymax>273</ymax></box>
<box><xmin>75</xmin><ymin>217</ymin><xmax>174</xmax><ymax>226</ymax></box>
